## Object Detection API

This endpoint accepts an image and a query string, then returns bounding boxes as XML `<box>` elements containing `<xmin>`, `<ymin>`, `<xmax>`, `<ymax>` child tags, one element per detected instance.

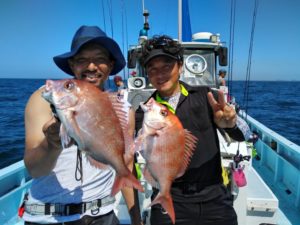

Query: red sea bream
<box><xmin>136</xmin><ymin>98</ymin><xmax>198</xmax><ymax>224</ymax></box>
<box><xmin>42</xmin><ymin>79</ymin><xmax>143</xmax><ymax>195</ymax></box>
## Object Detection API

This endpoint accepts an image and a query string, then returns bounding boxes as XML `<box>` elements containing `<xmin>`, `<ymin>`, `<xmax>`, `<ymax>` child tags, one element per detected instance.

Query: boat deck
<box><xmin>242</xmin><ymin>112</ymin><xmax>300</xmax><ymax>225</ymax></box>
<box><xmin>253</xmin><ymin>158</ymin><xmax>299</xmax><ymax>225</ymax></box>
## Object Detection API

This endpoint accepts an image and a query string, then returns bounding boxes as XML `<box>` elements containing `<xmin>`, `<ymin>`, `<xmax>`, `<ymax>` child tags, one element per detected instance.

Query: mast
<box><xmin>179</xmin><ymin>0</ymin><xmax>192</xmax><ymax>42</ymax></box>
<box><xmin>178</xmin><ymin>0</ymin><xmax>182</xmax><ymax>41</ymax></box>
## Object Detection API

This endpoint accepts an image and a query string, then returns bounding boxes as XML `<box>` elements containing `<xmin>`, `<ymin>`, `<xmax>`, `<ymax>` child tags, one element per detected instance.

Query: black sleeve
<box><xmin>223</xmin><ymin>126</ymin><xmax>245</xmax><ymax>142</ymax></box>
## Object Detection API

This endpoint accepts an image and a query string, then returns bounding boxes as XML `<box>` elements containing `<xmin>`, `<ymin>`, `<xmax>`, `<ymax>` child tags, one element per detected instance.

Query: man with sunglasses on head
<box><xmin>135</xmin><ymin>35</ymin><xmax>249</xmax><ymax>225</ymax></box>
<box><xmin>23</xmin><ymin>25</ymin><xmax>142</xmax><ymax>225</ymax></box>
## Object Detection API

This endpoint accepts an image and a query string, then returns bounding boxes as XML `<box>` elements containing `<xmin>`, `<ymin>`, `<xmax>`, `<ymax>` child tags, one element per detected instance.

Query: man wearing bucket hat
<box><xmin>135</xmin><ymin>35</ymin><xmax>250</xmax><ymax>225</ymax></box>
<box><xmin>23</xmin><ymin>26</ymin><xmax>142</xmax><ymax>225</ymax></box>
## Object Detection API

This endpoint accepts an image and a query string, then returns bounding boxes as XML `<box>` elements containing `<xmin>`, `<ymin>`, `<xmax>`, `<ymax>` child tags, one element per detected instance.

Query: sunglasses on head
<box><xmin>143</xmin><ymin>36</ymin><xmax>181</xmax><ymax>56</ymax></box>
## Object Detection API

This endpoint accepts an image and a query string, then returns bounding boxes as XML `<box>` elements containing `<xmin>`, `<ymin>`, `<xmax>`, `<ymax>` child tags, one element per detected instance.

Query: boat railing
<box><xmin>240</xmin><ymin>111</ymin><xmax>300</xmax><ymax>167</ymax></box>
<box><xmin>0</xmin><ymin>160</ymin><xmax>32</xmax><ymax>225</ymax></box>
<box><xmin>240</xmin><ymin>111</ymin><xmax>300</xmax><ymax>210</ymax></box>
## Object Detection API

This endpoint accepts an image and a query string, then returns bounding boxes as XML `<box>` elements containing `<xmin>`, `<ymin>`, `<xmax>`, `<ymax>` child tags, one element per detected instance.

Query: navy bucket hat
<box><xmin>53</xmin><ymin>25</ymin><xmax>126</xmax><ymax>76</ymax></box>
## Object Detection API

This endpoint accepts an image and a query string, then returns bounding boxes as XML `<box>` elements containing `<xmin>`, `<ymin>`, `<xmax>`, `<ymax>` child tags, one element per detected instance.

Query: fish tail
<box><xmin>111</xmin><ymin>172</ymin><xmax>144</xmax><ymax>196</ymax></box>
<box><xmin>150</xmin><ymin>193</ymin><xmax>175</xmax><ymax>224</ymax></box>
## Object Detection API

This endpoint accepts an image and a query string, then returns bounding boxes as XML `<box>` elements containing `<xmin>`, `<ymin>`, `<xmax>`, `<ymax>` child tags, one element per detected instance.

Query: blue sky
<box><xmin>0</xmin><ymin>0</ymin><xmax>299</xmax><ymax>81</ymax></box>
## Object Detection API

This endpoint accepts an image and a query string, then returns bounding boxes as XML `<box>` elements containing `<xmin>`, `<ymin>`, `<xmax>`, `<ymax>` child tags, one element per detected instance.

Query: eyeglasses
<box><xmin>72</xmin><ymin>56</ymin><xmax>110</xmax><ymax>68</ymax></box>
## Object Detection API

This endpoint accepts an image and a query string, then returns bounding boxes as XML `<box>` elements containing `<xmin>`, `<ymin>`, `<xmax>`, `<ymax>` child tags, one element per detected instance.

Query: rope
<box><xmin>101</xmin><ymin>0</ymin><xmax>107</xmax><ymax>33</ymax></box>
<box><xmin>228</xmin><ymin>0</ymin><xmax>236</xmax><ymax>96</ymax></box>
<box><xmin>243</xmin><ymin>0</ymin><xmax>259</xmax><ymax>116</ymax></box>
<box><xmin>124</xmin><ymin>1</ymin><xmax>129</xmax><ymax>79</ymax></box>
<box><xmin>121</xmin><ymin>0</ymin><xmax>126</xmax><ymax>79</ymax></box>
<box><xmin>107</xmin><ymin>0</ymin><xmax>114</xmax><ymax>38</ymax></box>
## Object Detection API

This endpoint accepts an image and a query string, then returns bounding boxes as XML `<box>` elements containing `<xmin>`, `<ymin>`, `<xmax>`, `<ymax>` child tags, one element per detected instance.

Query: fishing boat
<box><xmin>1</xmin><ymin>1</ymin><xmax>300</xmax><ymax>225</ymax></box>
<box><xmin>119</xmin><ymin>1</ymin><xmax>300</xmax><ymax>224</ymax></box>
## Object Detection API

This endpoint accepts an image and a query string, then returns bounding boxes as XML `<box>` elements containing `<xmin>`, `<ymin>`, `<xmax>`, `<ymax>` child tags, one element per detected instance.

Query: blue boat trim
<box><xmin>0</xmin><ymin>161</ymin><xmax>32</xmax><ymax>225</ymax></box>
<box><xmin>240</xmin><ymin>112</ymin><xmax>300</xmax><ymax>224</ymax></box>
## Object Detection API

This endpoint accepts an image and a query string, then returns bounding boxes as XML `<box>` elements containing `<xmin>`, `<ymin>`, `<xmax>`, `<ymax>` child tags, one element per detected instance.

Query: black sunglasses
<box><xmin>143</xmin><ymin>36</ymin><xmax>182</xmax><ymax>56</ymax></box>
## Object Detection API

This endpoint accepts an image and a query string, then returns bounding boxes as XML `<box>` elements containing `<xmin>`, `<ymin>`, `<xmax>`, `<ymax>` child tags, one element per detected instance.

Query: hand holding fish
<box><xmin>207</xmin><ymin>90</ymin><xmax>237</xmax><ymax>128</ymax></box>
<box><xmin>42</xmin><ymin>116</ymin><xmax>63</xmax><ymax>151</ymax></box>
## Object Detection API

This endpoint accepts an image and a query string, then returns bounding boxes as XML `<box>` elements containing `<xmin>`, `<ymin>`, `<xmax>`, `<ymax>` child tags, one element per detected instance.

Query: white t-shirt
<box><xmin>23</xmin><ymin>145</ymin><xmax>115</xmax><ymax>223</ymax></box>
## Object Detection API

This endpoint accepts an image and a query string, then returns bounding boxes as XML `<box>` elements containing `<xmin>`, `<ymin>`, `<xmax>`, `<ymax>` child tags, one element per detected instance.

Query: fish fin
<box><xmin>143</xmin><ymin>167</ymin><xmax>159</xmax><ymax>189</ymax></box>
<box><xmin>150</xmin><ymin>193</ymin><xmax>175</xmax><ymax>224</ymax></box>
<box><xmin>108</xmin><ymin>92</ymin><xmax>134</xmax><ymax>161</ymax></box>
<box><xmin>133</xmin><ymin>131</ymin><xmax>146</xmax><ymax>152</ymax></box>
<box><xmin>59</xmin><ymin>124</ymin><xmax>72</xmax><ymax>148</ymax></box>
<box><xmin>87</xmin><ymin>155</ymin><xmax>110</xmax><ymax>170</ymax></box>
<box><xmin>107</xmin><ymin>92</ymin><xmax>130</xmax><ymax>129</ymax></box>
<box><xmin>65</xmin><ymin>109</ymin><xmax>85</xmax><ymax>147</ymax></box>
<box><xmin>177</xmin><ymin>130</ymin><xmax>198</xmax><ymax>177</ymax></box>
<box><xmin>111</xmin><ymin>172</ymin><xmax>144</xmax><ymax>196</ymax></box>
<box><xmin>156</xmin><ymin>129</ymin><xmax>164</xmax><ymax>136</ymax></box>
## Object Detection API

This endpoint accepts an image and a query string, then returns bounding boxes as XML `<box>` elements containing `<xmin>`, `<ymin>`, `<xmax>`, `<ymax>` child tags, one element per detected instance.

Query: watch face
<box><xmin>185</xmin><ymin>54</ymin><xmax>207</xmax><ymax>74</ymax></box>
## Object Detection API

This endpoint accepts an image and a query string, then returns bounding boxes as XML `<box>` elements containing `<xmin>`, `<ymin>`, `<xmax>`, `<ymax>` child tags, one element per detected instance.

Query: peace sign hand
<box><xmin>207</xmin><ymin>90</ymin><xmax>237</xmax><ymax>128</ymax></box>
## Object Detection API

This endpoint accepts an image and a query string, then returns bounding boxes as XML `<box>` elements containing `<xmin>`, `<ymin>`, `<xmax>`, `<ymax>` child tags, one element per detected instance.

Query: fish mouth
<box><xmin>140</xmin><ymin>98</ymin><xmax>155</xmax><ymax>112</ymax></box>
<box><xmin>140</xmin><ymin>102</ymin><xmax>149</xmax><ymax>112</ymax></box>
<box><xmin>41</xmin><ymin>90</ymin><xmax>51</xmax><ymax>101</ymax></box>
<box><xmin>41</xmin><ymin>80</ymin><xmax>54</xmax><ymax>102</ymax></box>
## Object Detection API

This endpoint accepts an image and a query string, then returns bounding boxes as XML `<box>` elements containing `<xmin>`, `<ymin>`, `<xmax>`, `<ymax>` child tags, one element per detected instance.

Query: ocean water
<box><xmin>0</xmin><ymin>79</ymin><xmax>46</xmax><ymax>169</ymax></box>
<box><xmin>0</xmin><ymin>79</ymin><xmax>299</xmax><ymax>169</ymax></box>
<box><xmin>231</xmin><ymin>81</ymin><xmax>300</xmax><ymax>145</ymax></box>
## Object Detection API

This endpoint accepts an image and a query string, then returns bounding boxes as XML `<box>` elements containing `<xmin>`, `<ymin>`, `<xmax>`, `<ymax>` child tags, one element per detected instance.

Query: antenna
<box><xmin>139</xmin><ymin>0</ymin><xmax>150</xmax><ymax>43</ymax></box>
<box><xmin>142</xmin><ymin>0</ymin><xmax>150</xmax><ymax>31</ymax></box>
<box><xmin>143</xmin><ymin>9</ymin><xmax>150</xmax><ymax>31</ymax></box>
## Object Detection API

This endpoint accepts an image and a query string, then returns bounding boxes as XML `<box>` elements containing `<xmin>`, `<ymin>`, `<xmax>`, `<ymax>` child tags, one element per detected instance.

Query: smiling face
<box><xmin>68</xmin><ymin>42</ymin><xmax>114</xmax><ymax>89</ymax></box>
<box><xmin>146</xmin><ymin>56</ymin><xmax>182</xmax><ymax>97</ymax></box>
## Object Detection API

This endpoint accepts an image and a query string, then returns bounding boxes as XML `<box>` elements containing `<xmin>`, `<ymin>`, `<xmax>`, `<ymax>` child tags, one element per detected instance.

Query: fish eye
<box><xmin>64</xmin><ymin>81</ymin><xmax>75</xmax><ymax>91</ymax></box>
<box><xmin>160</xmin><ymin>109</ymin><xmax>168</xmax><ymax>117</ymax></box>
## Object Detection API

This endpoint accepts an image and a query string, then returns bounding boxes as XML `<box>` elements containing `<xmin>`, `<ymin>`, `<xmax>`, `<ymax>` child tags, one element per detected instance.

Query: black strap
<box><xmin>45</xmin><ymin>200</ymin><xmax>100</xmax><ymax>216</ymax></box>
<box><xmin>44</xmin><ymin>203</ymin><xmax>51</xmax><ymax>215</ymax></box>
<box><xmin>75</xmin><ymin>148</ymin><xmax>83</xmax><ymax>182</ymax></box>
<box><xmin>25</xmin><ymin>197</ymin><xmax>114</xmax><ymax>216</ymax></box>
<box><xmin>65</xmin><ymin>203</ymin><xmax>84</xmax><ymax>215</ymax></box>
